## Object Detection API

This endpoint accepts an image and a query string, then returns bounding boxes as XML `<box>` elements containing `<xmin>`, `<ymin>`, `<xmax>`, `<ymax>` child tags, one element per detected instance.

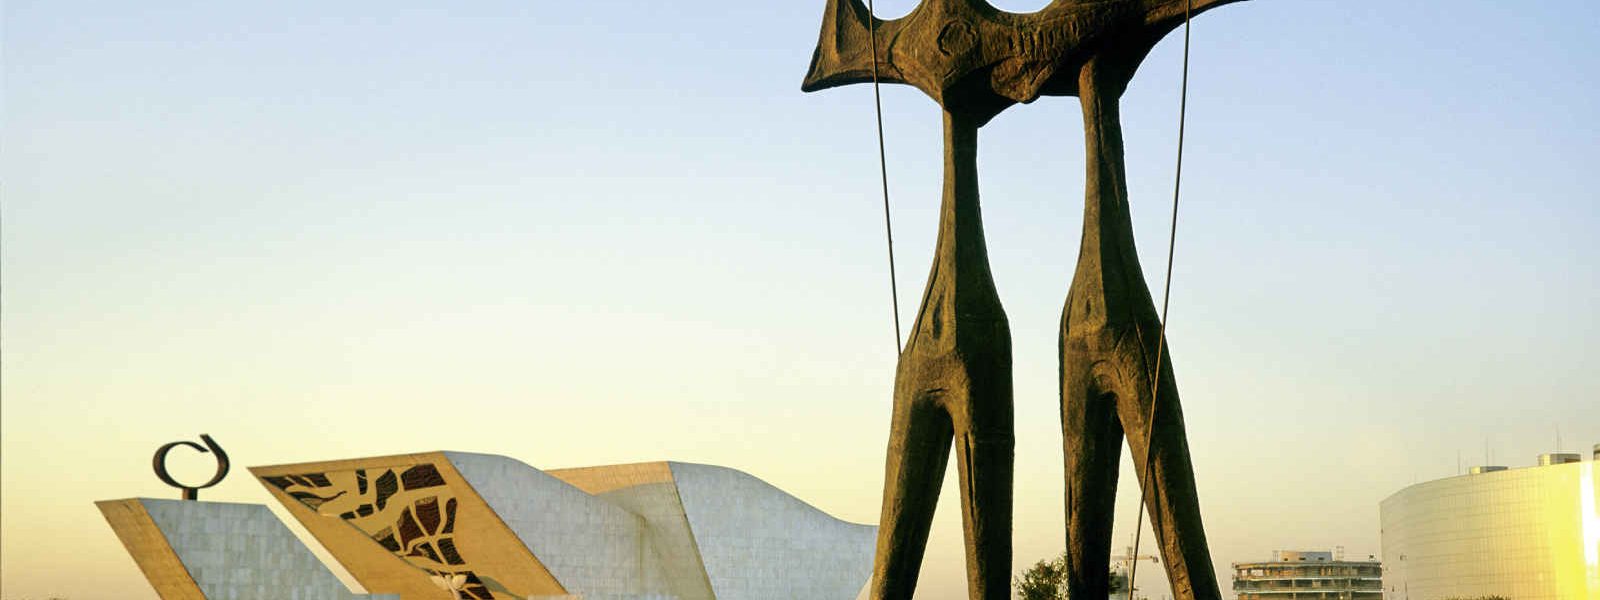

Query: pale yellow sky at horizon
<box><xmin>4</xmin><ymin>1</ymin><xmax>1597</xmax><ymax>599</ymax></box>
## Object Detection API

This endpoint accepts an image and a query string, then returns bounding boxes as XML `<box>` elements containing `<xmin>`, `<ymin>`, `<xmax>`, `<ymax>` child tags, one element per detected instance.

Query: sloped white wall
<box><xmin>445</xmin><ymin>452</ymin><xmax>667</xmax><ymax>597</ymax></box>
<box><xmin>669</xmin><ymin>463</ymin><xmax>875</xmax><ymax>600</ymax></box>
<box><xmin>587</xmin><ymin>480</ymin><xmax>716</xmax><ymax>600</ymax></box>
<box><xmin>140</xmin><ymin>499</ymin><xmax>386</xmax><ymax>600</ymax></box>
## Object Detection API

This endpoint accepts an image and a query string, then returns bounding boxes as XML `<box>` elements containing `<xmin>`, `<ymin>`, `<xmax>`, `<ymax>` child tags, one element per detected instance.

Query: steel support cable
<box><xmin>866</xmin><ymin>0</ymin><xmax>903</xmax><ymax>354</ymax></box>
<box><xmin>1128</xmin><ymin>0</ymin><xmax>1192</xmax><ymax>591</ymax></box>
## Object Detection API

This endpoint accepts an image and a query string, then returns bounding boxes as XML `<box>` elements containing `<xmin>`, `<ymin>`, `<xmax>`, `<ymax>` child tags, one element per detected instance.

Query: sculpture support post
<box><xmin>872</xmin><ymin>108</ymin><xmax>1013</xmax><ymax>600</ymax></box>
<box><xmin>1060</xmin><ymin>57</ymin><xmax>1220</xmax><ymax>600</ymax></box>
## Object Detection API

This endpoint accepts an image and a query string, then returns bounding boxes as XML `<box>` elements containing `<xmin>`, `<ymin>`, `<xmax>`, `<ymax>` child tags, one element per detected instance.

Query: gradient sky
<box><xmin>3</xmin><ymin>1</ymin><xmax>1597</xmax><ymax>599</ymax></box>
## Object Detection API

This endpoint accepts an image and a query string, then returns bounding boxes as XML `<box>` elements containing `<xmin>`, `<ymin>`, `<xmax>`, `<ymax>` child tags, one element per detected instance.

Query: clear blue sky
<box><xmin>3</xmin><ymin>1</ymin><xmax>1597</xmax><ymax>599</ymax></box>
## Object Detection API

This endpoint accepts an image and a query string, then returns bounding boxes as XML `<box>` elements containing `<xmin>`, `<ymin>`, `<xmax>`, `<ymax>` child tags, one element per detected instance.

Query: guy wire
<box><xmin>1128</xmin><ymin>0</ymin><xmax>1192</xmax><ymax>590</ymax></box>
<box><xmin>866</xmin><ymin>0</ymin><xmax>903</xmax><ymax>354</ymax></box>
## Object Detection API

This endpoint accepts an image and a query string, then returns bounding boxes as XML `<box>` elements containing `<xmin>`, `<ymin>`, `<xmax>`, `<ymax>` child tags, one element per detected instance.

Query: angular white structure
<box><xmin>253</xmin><ymin>452</ymin><xmax>876</xmax><ymax>600</ymax></box>
<box><xmin>95</xmin><ymin>498</ymin><xmax>393</xmax><ymax>600</ymax></box>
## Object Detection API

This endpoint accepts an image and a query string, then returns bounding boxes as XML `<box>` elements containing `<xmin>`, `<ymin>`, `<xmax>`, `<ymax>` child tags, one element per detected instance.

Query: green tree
<box><xmin>1014</xmin><ymin>552</ymin><xmax>1129</xmax><ymax>599</ymax></box>
<box><xmin>1015</xmin><ymin>553</ymin><xmax>1066</xmax><ymax>600</ymax></box>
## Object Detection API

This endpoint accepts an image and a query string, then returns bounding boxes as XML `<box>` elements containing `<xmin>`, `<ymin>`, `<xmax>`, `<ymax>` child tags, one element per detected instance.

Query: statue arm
<box><xmin>1143</xmin><ymin>0</ymin><xmax>1250</xmax><ymax>32</ymax></box>
<box><xmin>801</xmin><ymin>0</ymin><xmax>910</xmax><ymax>92</ymax></box>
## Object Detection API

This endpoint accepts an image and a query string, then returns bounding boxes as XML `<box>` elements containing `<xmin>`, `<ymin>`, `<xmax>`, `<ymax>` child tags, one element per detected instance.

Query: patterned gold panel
<box><xmin>264</xmin><ymin>464</ymin><xmax>492</xmax><ymax>600</ymax></box>
<box><xmin>254</xmin><ymin>454</ymin><xmax>567</xmax><ymax>599</ymax></box>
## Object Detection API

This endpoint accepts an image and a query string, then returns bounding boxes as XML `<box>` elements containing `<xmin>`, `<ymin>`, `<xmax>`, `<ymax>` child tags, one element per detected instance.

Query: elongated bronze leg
<box><xmin>1060</xmin><ymin>348</ymin><xmax>1124</xmax><ymax>599</ymax></box>
<box><xmin>870</xmin><ymin>109</ymin><xmax>1012</xmax><ymax>600</ymax></box>
<box><xmin>1110</xmin><ymin>331</ymin><xmax>1218</xmax><ymax>599</ymax></box>
<box><xmin>872</xmin><ymin>396</ymin><xmax>954</xmax><ymax>597</ymax></box>
<box><xmin>954</xmin><ymin>414</ymin><xmax>1013</xmax><ymax>599</ymax></box>
<box><xmin>1060</xmin><ymin>57</ymin><xmax>1221</xmax><ymax>600</ymax></box>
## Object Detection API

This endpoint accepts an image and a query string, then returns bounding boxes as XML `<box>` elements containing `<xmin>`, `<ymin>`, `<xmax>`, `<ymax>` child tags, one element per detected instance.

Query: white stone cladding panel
<box><xmin>669</xmin><ymin>463</ymin><xmax>875</xmax><ymax>600</ymax></box>
<box><xmin>138</xmin><ymin>499</ymin><xmax>379</xmax><ymax>600</ymax></box>
<box><xmin>591</xmin><ymin>482</ymin><xmax>715</xmax><ymax>600</ymax></box>
<box><xmin>445</xmin><ymin>452</ymin><xmax>666</xmax><ymax>597</ymax></box>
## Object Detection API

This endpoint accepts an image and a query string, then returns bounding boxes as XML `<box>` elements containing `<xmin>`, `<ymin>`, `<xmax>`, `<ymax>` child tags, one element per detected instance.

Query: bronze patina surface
<box><xmin>152</xmin><ymin>434</ymin><xmax>230</xmax><ymax>501</ymax></box>
<box><xmin>802</xmin><ymin>1</ymin><xmax>1246</xmax><ymax>598</ymax></box>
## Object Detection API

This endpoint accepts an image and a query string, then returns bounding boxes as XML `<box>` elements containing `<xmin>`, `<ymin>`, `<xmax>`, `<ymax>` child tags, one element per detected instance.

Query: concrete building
<box><xmin>1379</xmin><ymin>446</ymin><xmax>1600</xmax><ymax>600</ymax></box>
<box><xmin>99</xmin><ymin>451</ymin><xmax>875</xmax><ymax>600</ymax></box>
<box><xmin>252</xmin><ymin>451</ymin><xmax>875</xmax><ymax>600</ymax></box>
<box><xmin>96</xmin><ymin>498</ymin><xmax>395</xmax><ymax>600</ymax></box>
<box><xmin>1231</xmin><ymin>550</ymin><xmax>1381</xmax><ymax>600</ymax></box>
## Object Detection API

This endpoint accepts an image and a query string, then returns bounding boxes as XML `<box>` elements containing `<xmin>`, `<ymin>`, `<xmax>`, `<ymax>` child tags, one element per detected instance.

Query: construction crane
<box><xmin>1111</xmin><ymin>536</ymin><xmax>1160</xmax><ymax>600</ymax></box>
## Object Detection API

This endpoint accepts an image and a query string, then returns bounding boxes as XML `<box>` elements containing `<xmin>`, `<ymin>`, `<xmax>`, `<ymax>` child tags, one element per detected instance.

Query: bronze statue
<box><xmin>801</xmin><ymin>1</ymin><xmax>1246</xmax><ymax>598</ymax></box>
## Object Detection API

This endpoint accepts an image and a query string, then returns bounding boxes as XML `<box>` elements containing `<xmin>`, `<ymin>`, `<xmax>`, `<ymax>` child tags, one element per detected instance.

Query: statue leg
<box><xmin>1060</xmin><ymin>55</ymin><xmax>1223</xmax><ymax>600</ymax></box>
<box><xmin>952</xmin><ymin>360</ymin><xmax>1013</xmax><ymax>600</ymax></box>
<box><xmin>1061</xmin><ymin>324</ymin><xmax>1219</xmax><ymax>600</ymax></box>
<box><xmin>1111</xmin><ymin>332</ymin><xmax>1221</xmax><ymax>600</ymax></box>
<box><xmin>1060</xmin><ymin>336</ymin><xmax>1124</xmax><ymax>599</ymax></box>
<box><xmin>871</xmin><ymin>108</ymin><xmax>1013</xmax><ymax>600</ymax></box>
<box><xmin>869</xmin><ymin>385</ymin><xmax>954</xmax><ymax>600</ymax></box>
<box><xmin>872</xmin><ymin>340</ymin><xmax>1012</xmax><ymax>600</ymax></box>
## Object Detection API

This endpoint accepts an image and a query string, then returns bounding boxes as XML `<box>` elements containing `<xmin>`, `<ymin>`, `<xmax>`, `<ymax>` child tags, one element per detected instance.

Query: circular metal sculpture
<box><xmin>152</xmin><ymin>434</ymin><xmax>230</xmax><ymax>500</ymax></box>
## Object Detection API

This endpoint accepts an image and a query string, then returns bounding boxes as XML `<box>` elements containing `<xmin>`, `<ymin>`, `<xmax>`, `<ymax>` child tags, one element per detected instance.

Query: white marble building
<box><xmin>103</xmin><ymin>452</ymin><xmax>876</xmax><ymax>600</ymax></box>
<box><xmin>248</xmin><ymin>451</ymin><xmax>876</xmax><ymax>600</ymax></box>
<box><xmin>96</xmin><ymin>498</ymin><xmax>397</xmax><ymax>600</ymax></box>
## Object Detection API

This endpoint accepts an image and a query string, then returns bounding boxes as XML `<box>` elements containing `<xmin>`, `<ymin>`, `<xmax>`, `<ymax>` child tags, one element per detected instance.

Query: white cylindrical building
<box><xmin>1379</xmin><ymin>450</ymin><xmax>1600</xmax><ymax>599</ymax></box>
